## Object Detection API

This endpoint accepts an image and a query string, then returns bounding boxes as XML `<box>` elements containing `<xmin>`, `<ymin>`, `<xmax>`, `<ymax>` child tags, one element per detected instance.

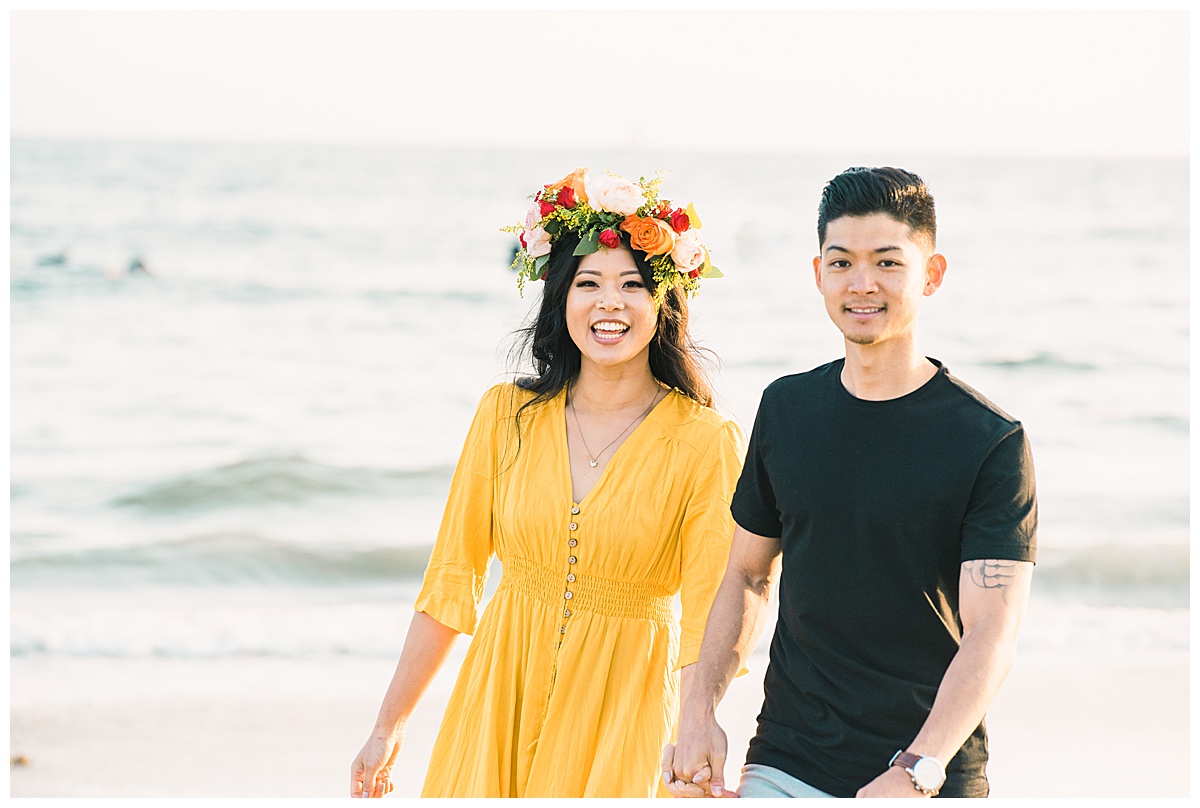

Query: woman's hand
<box><xmin>351</xmin><ymin>727</ymin><xmax>404</xmax><ymax>798</ymax></box>
<box><xmin>350</xmin><ymin>611</ymin><xmax>461</xmax><ymax>797</ymax></box>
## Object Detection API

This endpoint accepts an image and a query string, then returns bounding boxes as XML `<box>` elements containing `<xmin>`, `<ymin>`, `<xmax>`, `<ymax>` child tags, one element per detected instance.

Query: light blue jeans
<box><xmin>737</xmin><ymin>763</ymin><xmax>835</xmax><ymax>798</ymax></box>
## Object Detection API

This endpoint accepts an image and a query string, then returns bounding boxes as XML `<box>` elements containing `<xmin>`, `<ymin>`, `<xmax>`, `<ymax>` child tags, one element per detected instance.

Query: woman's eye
<box><xmin>624</xmin><ymin>280</ymin><xmax>645</xmax><ymax>289</ymax></box>
<box><xmin>575</xmin><ymin>280</ymin><xmax>598</xmax><ymax>288</ymax></box>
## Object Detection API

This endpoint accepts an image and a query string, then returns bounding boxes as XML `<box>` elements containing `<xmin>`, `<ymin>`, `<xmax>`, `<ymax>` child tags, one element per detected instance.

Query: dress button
<box><xmin>567</xmin><ymin>573</ymin><xmax>576</xmax><ymax>583</ymax></box>
<box><xmin>569</xmin><ymin>522</ymin><xmax>578</xmax><ymax>531</ymax></box>
<box><xmin>564</xmin><ymin>591</ymin><xmax>573</xmax><ymax>600</ymax></box>
<box><xmin>569</xmin><ymin>538</ymin><xmax>578</xmax><ymax>547</ymax></box>
<box><xmin>560</xmin><ymin>626</ymin><xmax>566</xmax><ymax>634</ymax></box>
<box><xmin>571</xmin><ymin>506</ymin><xmax>580</xmax><ymax>515</ymax></box>
<box><xmin>568</xmin><ymin>556</ymin><xmax>577</xmax><ymax>565</ymax></box>
<box><xmin>564</xmin><ymin>609</ymin><xmax>571</xmax><ymax>618</ymax></box>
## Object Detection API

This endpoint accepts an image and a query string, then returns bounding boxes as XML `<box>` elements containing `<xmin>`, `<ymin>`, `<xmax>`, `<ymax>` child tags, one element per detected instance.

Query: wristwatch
<box><xmin>889</xmin><ymin>750</ymin><xmax>946</xmax><ymax>796</ymax></box>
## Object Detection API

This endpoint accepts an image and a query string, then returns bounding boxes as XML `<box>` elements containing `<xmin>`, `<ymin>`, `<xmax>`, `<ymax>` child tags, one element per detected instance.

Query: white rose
<box><xmin>584</xmin><ymin>172</ymin><xmax>646</xmax><ymax>216</ymax></box>
<box><xmin>524</xmin><ymin>226</ymin><xmax>552</xmax><ymax>259</ymax></box>
<box><xmin>524</xmin><ymin>201</ymin><xmax>543</xmax><ymax>231</ymax></box>
<box><xmin>669</xmin><ymin>229</ymin><xmax>706</xmax><ymax>275</ymax></box>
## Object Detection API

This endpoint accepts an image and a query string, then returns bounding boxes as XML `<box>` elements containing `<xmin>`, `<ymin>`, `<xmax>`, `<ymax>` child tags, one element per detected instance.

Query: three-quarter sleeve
<box><xmin>413</xmin><ymin>384</ymin><xmax>506</xmax><ymax>635</ymax></box>
<box><xmin>676</xmin><ymin>418</ymin><xmax>745</xmax><ymax>670</ymax></box>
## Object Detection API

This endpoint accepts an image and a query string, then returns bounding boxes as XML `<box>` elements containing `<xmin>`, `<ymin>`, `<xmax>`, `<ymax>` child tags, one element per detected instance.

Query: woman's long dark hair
<box><xmin>507</xmin><ymin>230</ymin><xmax>714</xmax><ymax>444</ymax></box>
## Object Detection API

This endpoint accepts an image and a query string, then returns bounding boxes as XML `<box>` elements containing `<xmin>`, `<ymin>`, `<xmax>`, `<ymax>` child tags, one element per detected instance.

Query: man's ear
<box><xmin>813</xmin><ymin>254</ymin><xmax>823</xmax><ymax>293</ymax></box>
<box><xmin>923</xmin><ymin>253</ymin><xmax>947</xmax><ymax>296</ymax></box>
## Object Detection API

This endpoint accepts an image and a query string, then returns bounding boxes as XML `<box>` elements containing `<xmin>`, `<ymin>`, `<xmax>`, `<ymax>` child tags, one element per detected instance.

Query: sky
<box><xmin>8</xmin><ymin>10</ymin><xmax>1192</xmax><ymax>158</ymax></box>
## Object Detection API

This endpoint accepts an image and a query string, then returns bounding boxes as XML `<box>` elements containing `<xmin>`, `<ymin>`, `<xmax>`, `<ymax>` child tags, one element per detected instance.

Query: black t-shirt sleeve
<box><xmin>730</xmin><ymin>393</ymin><xmax>784</xmax><ymax>539</ymax></box>
<box><xmin>960</xmin><ymin>425</ymin><xmax>1038</xmax><ymax>563</ymax></box>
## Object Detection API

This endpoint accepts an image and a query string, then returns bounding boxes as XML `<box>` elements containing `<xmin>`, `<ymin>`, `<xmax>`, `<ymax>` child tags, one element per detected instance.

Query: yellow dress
<box><xmin>414</xmin><ymin>382</ymin><xmax>744</xmax><ymax>798</ymax></box>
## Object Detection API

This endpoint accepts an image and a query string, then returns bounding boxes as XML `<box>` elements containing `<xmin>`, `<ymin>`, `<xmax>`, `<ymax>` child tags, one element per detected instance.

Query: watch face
<box><xmin>912</xmin><ymin>757</ymin><xmax>946</xmax><ymax>790</ymax></box>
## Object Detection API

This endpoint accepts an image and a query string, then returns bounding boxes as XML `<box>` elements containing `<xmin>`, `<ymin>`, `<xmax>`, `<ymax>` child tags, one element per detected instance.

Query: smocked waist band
<box><xmin>497</xmin><ymin>555</ymin><xmax>675</xmax><ymax>623</ymax></box>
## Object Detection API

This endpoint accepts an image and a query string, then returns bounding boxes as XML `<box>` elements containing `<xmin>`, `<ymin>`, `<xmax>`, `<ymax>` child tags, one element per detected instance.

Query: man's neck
<box><xmin>840</xmin><ymin>338</ymin><xmax>938</xmax><ymax>401</ymax></box>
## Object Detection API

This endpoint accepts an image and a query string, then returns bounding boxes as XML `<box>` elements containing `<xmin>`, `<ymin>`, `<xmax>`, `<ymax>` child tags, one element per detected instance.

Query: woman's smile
<box><xmin>590</xmin><ymin>318</ymin><xmax>631</xmax><ymax>344</ymax></box>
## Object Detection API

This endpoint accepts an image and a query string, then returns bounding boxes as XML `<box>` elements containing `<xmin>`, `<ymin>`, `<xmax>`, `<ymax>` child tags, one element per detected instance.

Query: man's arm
<box><xmin>664</xmin><ymin>524</ymin><xmax>783</xmax><ymax>797</ymax></box>
<box><xmin>856</xmin><ymin>558</ymin><xmax>1034</xmax><ymax>798</ymax></box>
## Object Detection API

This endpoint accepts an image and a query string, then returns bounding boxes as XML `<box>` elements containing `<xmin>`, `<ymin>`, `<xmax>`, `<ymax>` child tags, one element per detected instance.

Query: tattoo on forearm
<box><xmin>966</xmin><ymin>559</ymin><xmax>1019</xmax><ymax>590</ymax></box>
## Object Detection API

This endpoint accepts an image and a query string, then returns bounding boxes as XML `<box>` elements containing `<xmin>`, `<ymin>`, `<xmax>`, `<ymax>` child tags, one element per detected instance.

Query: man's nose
<box><xmin>847</xmin><ymin>267</ymin><xmax>878</xmax><ymax>294</ymax></box>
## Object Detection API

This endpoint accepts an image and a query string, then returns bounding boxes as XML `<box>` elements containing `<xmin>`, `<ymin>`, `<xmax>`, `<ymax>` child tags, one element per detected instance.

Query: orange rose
<box><xmin>620</xmin><ymin>215</ymin><xmax>676</xmax><ymax>257</ymax></box>
<box><xmin>547</xmin><ymin>167</ymin><xmax>589</xmax><ymax>205</ymax></box>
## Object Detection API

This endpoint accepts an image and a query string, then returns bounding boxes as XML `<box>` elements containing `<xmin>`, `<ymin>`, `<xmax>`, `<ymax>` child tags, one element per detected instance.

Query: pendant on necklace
<box><xmin>589</xmin><ymin>460</ymin><xmax>598</xmax><ymax>468</ymax></box>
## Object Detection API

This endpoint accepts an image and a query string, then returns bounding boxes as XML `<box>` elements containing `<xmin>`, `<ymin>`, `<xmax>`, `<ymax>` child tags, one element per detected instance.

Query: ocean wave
<box><xmin>980</xmin><ymin>352</ymin><xmax>1098</xmax><ymax>372</ymax></box>
<box><xmin>1119</xmin><ymin>414</ymin><xmax>1189</xmax><ymax>434</ymax></box>
<box><xmin>10</xmin><ymin>599</ymin><xmax>418</xmax><ymax>659</ymax></box>
<box><xmin>1036</xmin><ymin>544</ymin><xmax>1189</xmax><ymax>607</ymax></box>
<box><xmin>11</xmin><ymin>533</ymin><xmax>434</xmax><ymax>588</ymax></box>
<box><xmin>111</xmin><ymin>455</ymin><xmax>452</xmax><ymax>512</ymax></box>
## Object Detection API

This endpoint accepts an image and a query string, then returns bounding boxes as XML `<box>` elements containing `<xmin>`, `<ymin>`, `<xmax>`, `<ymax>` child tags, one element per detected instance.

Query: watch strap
<box><xmin>889</xmin><ymin>751</ymin><xmax>922</xmax><ymax>772</ymax></box>
<box><xmin>889</xmin><ymin>750</ymin><xmax>943</xmax><ymax>796</ymax></box>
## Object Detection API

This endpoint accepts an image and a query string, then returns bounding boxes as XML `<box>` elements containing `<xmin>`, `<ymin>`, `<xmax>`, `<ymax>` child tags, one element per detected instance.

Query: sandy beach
<box><xmin>9</xmin><ymin>595</ymin><xmax>1189</xmax><ymax>799</ymax></box>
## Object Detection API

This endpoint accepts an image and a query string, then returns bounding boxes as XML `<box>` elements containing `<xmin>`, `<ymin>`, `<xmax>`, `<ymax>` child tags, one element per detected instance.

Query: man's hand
<box><xmin>855</xmin><ymin>765</ymin><xmax>929</xmax><ymax>798</ymax></box>
<box><xmin>662</xmin><ymin>712</ymin><xmax>730</xmax><ymax>798</ymax></box>
<box><xmin>663</xmin><ymin>525</ymin><xmax>780</xmax><ymax>798</ymax></box>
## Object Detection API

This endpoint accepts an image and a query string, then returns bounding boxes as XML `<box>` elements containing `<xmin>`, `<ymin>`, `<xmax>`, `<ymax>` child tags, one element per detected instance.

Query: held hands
<box><xmin>855</xmin><ymin>765</ymin><xmax>930</xmax><ymax>798</ymax></box>
<box><xmin>350</xmin><ymin>726</ymin><xmax>405</xmax><ymax>798</ymax></box>
<box><xmin>661</xmin><ymin>713</ymin><xmax>736</xmax><ymax>798</ymax></box>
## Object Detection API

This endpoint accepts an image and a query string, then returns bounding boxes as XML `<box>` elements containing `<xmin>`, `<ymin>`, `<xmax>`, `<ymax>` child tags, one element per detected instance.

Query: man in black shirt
<box><xmin>664</xmin><ymin>167</ymin><xmax>1036</xmax><ymax>798</ymax></box>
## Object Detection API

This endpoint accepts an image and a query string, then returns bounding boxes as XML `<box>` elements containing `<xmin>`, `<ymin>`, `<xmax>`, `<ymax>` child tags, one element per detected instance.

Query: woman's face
<box><xmin>566</xmin><ymin>245</ymin><xmax>658</xmax><ymax>373</ymax></box>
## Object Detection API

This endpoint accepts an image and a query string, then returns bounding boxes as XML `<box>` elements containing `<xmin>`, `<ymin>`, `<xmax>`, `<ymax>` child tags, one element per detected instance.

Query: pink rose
<box><xmin>669</xmin><ymin>229</ymin><xmax>706</xmax><ymax>275</ymax></box>
<box><xmin>524</xmin><ymin>202</ymin><xmax>543</xmax><ymax>231</ymax></box>
<box><xmin>524</xmin><ymin>226</ymin><xmax>552</xmax><ymax>259</ymax></box>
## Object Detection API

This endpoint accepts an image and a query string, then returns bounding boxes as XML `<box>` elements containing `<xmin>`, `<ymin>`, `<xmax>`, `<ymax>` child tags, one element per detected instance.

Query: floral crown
<box><xmin>504</xmin><ymin>167</ymin><xmax>722</xmax><ymax>304</ymax></box>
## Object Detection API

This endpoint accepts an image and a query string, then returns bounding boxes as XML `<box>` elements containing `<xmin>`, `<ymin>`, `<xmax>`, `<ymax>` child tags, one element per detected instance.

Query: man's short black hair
<box><xmin>817</xmin><ymin>167</ymin><xmax>936</xmax><ymax>250</ymax></box>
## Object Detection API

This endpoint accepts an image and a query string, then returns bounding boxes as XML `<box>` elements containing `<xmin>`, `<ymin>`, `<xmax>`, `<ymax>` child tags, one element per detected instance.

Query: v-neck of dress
<box><xmin>560</xmin><ymin>387</ymin><xmax>675</xmax><ymax>508</ymax></box>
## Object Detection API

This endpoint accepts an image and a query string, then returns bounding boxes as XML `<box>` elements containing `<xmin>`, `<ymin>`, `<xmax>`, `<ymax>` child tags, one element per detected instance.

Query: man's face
<box><xmin>813</xmin><ymin>213</ymin><xmax>945</xmax><ymax>348</ymax></box>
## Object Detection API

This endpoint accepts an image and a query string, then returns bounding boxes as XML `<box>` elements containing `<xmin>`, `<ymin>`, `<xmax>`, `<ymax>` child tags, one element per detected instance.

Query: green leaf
<box><xmin>543</xmin><ymin>219</ymin><xmax>560</xmax><ymax>235</ymax></box>
<box><xmin>532</xmin><ymin>254</ymin><xmax>550</xmax><ymax>280</ymax></box>
<box><xmin>701</xmin><ymin>262</ymin><xmax>723</xmax><ymax>279</ymax></box>
<box><xmin>573</xmin><ymin>230</ymin><xmax>600</xmax><ymax>256</ymax></box>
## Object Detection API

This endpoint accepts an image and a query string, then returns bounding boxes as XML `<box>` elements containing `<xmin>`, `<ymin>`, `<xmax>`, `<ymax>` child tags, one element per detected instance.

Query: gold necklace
<box><xmin>569</xmin><ymin>386</ymin><xmax>663</xmax><ymax>468</ymax></box>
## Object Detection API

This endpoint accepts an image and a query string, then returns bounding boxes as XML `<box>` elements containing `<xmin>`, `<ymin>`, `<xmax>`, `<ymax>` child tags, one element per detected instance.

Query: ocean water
<box><xmin>10</xmin><ymin>138</ymin><xmax>1189</xmax><ymax>660</ymax></box>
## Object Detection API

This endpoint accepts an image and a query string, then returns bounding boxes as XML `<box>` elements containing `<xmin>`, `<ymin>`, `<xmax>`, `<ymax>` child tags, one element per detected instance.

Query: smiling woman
<box><xmin>350</xmin><ymin>168</ymin><xmax>744</xmax><ymax>798</ymax></box>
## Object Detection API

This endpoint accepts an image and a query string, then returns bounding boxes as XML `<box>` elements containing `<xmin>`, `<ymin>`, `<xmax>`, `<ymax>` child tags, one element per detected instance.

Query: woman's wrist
<box><xmin>372</xmin><ymin>717</ymin><xmax>408</xmax><ymax>739</ymax></box>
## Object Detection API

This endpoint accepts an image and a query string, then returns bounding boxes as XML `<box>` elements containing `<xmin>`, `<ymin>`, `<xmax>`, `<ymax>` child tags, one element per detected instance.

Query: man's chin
<box><xmin>843</xmin><ymin>332</ymin><xmax>880</xmax><ymax>346</ymax></box>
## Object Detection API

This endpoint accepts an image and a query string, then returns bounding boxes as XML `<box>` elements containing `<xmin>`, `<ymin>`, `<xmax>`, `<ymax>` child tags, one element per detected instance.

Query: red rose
<box><xmin>598</xmin><ymin>228</ymin><xmax>621</xmax><ymax>249</ymax></box>
<box><xmin>668</xmin><ymin>208</ymin><xmax>691</xmax><ymax>234</ymax></box>
<box><xmin>557</xmin><ymin>186</ymin><xmax>576</xmax><ymax>208</ymax></box>
<box><xmin>518</xmin><ymin>232</ymin><xmax>527</xmax><ymax>249</ymax></box>
<box><xmin>539</xmin><ymin>198</ymin><xmax>556</xmax><ymax>217</ymax></box>
<box><xmin>688</xmin><ymin>268</ymin><xmax>702</xmax><ymax>279</ymax></box>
